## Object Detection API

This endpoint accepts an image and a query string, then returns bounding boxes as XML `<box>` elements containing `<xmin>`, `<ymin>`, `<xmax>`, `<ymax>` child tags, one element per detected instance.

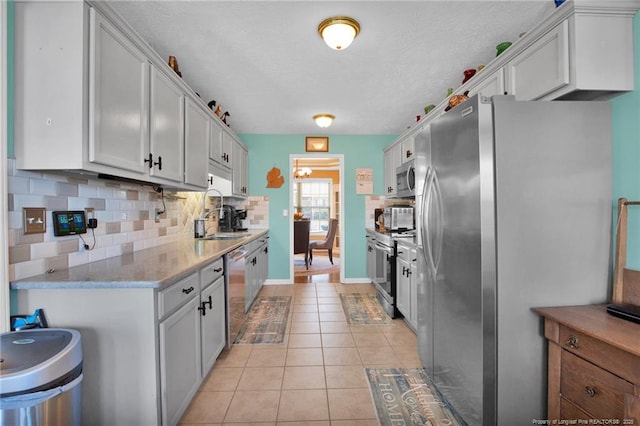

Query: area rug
<box><xmin>339</xmin><ymin>293</ymin><xmax>393</xmax><ymax>325</ymax></box>
<box><xmin>366</xmin><ymin>367</ymin><xmax>463</xmax><ymax>426</ymax></box>
<box><xmin>294</xmin><ymin>255</ymin><xmax>340</xmax><ymax>277</ymax></box>
<box><xmin>233</xmin><ymin>296</ymin><xmax>291</xmax><ymax>344</ymax></box>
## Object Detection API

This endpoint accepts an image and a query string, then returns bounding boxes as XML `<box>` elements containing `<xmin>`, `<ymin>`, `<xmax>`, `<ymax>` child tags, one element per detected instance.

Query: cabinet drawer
<box><xmin>559</xmin><ymin>325</ymin><xmax>640</xmax><ymax>385</ymax></box>
<box><xmin>201</xmin><ymin>257</ymin><xmax>224</xmax><ymax>288</ymax></box>
<box><xmin>560</xmin><ymin>350</ymin><xmax>633</xmax><ymax>419</ymax></box>
<box><xmin>158</xmin><ymin>272</ymin><xmax>200</xmax><ymax>320</ymax></box>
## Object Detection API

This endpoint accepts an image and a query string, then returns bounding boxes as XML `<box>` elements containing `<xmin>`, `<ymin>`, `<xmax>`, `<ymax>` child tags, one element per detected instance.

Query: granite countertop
<box><xmin>10</xmin><ymin>229</ymin><xmax>269</xmax><ymax>290</ymax></box>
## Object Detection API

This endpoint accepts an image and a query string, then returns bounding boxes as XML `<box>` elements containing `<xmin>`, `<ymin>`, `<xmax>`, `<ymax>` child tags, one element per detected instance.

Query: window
<box><xmin>293</xmin><ymin>179</ymin><xmax>332</xmax><ymax>233</ymax></box>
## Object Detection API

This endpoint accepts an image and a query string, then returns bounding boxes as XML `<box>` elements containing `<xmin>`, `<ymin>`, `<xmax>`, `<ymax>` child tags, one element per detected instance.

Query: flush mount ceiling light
<box><xmin>318</xmin><ymin>16</ymin><xmax>360</xmax><ymax>50</ymax></box>
<box><xmin>313</xmin><ymin>114</ymin><xmax>335</xmax><ymax>128</ymax></box>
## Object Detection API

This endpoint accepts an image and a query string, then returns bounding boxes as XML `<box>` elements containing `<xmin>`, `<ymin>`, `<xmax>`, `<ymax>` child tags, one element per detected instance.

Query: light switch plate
<box><xmin>23</xmin><ymin>207</ymin><xmax>46</xmax><ymax>234</ymax></box>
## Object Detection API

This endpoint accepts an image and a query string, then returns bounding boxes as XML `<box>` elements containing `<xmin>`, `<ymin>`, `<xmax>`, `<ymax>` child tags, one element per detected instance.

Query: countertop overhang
<box><xmin>10</xmin><ymin>229</ymin><xmax>269</xmax><ymax>290</ymax></box>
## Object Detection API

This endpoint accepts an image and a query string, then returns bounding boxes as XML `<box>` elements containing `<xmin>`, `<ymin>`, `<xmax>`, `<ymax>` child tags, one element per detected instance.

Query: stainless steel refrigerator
<box><xmin>416</xmin><ymin>95</ymin><xmax>613</xmax><ymax>425</ymax></box>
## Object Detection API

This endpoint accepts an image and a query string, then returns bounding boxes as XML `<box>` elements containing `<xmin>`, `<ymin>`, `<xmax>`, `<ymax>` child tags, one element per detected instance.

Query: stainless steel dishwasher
<box><xmin>226</xmin><ymin>247</ymin><xmax>246</xmax><ymax>346</ymax></box>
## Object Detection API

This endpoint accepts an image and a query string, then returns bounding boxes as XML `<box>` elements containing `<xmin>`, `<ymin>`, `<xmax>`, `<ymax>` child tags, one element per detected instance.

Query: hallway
<box><xmin>179</xmin><ymin>275</ymin><xmax>420</xmax><ymax>424</ymax></box>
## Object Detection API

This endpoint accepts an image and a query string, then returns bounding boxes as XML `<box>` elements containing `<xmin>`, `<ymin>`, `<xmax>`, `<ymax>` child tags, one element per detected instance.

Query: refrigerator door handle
<box><xmin>421</xmin><ymin>166</ymin><xmax>437</xmax><ymax>278</ymax></box>
<box><xmin>431</xmin><ymin>168</ymin><xmax>444</xmax><ymax>273</ymax></box>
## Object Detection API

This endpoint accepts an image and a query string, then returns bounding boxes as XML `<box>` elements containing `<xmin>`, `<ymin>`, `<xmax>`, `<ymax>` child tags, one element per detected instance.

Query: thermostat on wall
<box><xmin>52</xmin><ymin>211</ymin><xmax>87</xmax><ymax>236</ymax></box>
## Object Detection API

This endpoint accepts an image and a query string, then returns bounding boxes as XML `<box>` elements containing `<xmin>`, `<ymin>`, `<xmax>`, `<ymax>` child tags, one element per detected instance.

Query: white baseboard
<box><xmin>341</xmin><ymin>278</ymin><xmax>372</xmax><ymax>284</ymax></box>
<box><xmin>264</xmin><ymin>279</ymin><xmax>293</xmax><ymax>285</ymax></box>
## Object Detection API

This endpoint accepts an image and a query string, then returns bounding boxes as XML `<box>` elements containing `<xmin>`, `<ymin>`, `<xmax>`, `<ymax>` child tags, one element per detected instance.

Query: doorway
<box><xmin>289</xmin><ymin>154</ymin><xmax>344</xmax><ymax>283</ymax></box>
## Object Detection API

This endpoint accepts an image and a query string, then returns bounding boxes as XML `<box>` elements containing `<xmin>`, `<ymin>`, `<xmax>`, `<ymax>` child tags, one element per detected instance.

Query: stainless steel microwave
<box><xmin>396</xmin><ymin>160</ymin><xmax>416</xmax><ymax>198</ymax></box>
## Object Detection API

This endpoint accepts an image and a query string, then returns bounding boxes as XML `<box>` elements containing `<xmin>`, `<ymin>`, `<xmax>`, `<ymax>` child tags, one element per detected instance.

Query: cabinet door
<box><xmin>409</xmin><ymin>249</ymin><xmax>418</xmax><ymax>329</ymax></box>
<box><xmin>185</xmin><ymin>99</ymin><xmax>211</xmax><ymax>188</ymax></box>
<box><xmin>383</xmin><ymin>144</ymin><xmax>401</xmax><ymax>196</ymax></box>
<box><xmin>200</xmin><ymin>277</ymin><xmax>226</xmax><ymax>376</ymax></box>
<box><xmin>209</xmin><ymin>122</ymin><xmax>224</xmax><ymax>164</ymax></box>
<box><xmin>467</xmin><ymin>68</ymin><xmax>505</xmax><ymax>99</ymax></box>
<box><xmin>89</xmin><ymin>8</ymin><xmax>149</xmax><ymax>174</ymax></box>
<box><xmin>505</xmin><ymin>20</ymin><xmax>569</xmax><ymax>101</ymax></box>
<box><xmin>150</xmin><ymin>67</ymin><xmax>184</xmax><ymax>183</ymax></box>
<box><xmin>366</xmin><ymin>237</ymin><xmax>376</xmax><ymax>281</ymax></box>
<box><xmin>401</xmin><ymin>136</ymin><xmax>415</xmax><ymax>163</ymax></box>
<box><xmin>232</xmin><ymin>139</ymin><xmax>248</xmax><ymax>197</ymax></box>
<box><xmin>221</xmin><ymin>131</ymin><xmax>233</xmax><ymax>168</ymax></box>
<box><xmin>159</xmin><ymin>296</ymin><xmax>201</xmax><ymax>426</ymax></box>
<box><xmin>396</xmin><ymin>255</ymin><xmax>410</xmax><ymax>318</ymax></box>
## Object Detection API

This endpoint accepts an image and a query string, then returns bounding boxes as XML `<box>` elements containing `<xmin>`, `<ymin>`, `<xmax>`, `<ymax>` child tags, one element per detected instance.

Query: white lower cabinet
<box><xmin>200</xmin><ymin>276</ymin><xmax>226</xmax><ymax>376</ymax></box>
<box><xmin>159</xmin><ymin>258</ymin><xmax>226</xmax><ymax>425</ymax></box>
<box><xmin>160</xmin><ymin>295</ymin><xmax>202</xmax><ymax>426</ymax></box>
<box><xmin>396</xmin><ymin>242</ymin><xmax>417</xmax><ymax>331</ymax></box>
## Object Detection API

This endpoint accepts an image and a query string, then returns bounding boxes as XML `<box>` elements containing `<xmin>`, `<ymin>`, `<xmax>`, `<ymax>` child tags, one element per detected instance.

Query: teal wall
<box><xmin>240</xmin><ymin>134</ymin><xmax>394</xmax><ymax>280</ymax></box>
<box><xmin>611</xmin><ymin>12</ymin><xmax>640</xmax><ymax>269</ymax></box>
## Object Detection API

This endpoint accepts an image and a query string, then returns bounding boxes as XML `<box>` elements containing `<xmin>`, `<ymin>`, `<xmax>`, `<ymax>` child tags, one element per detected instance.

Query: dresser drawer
<box><xmin>559</xmin><ymin>325</ymin><xmax>640</xmax><ymax>385</ymax></box>
<box><xmin>158</xmin><ymin>272</ymin><xmax>200</xmax><ymax>320</ymax></box>
<box><xmin>561</xmin><ymin>350</ymin><xmax>633</xmax><ymax>419</ymax></box>
<box><xmin>560</xmin><ymin>397</ymin><xmax>592</xmax><ymax>420</ymax></box>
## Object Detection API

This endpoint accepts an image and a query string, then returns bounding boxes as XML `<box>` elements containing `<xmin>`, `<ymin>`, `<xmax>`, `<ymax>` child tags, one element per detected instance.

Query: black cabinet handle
<box><xmin>144</xmin><ymin>153</ymin><xmax>153</xmax><ymax>169</ymax></box>
<box><xmin>182</xmin><ymin>286</ymin><xmax>194</xmax><ymax>295</ymax></box>
<box><xmin>214</xmin><ymin>267</ymin><xmax>223</xmax><ymax>273</ymax></box>
<box><xmin>154</xmin><ymin>156</ymin><xmax>162</xmax><ymax>170</ymax></box>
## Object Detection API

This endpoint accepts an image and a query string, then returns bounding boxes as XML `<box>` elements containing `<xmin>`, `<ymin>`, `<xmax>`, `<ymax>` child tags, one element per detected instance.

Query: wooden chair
<box><xmin>293</xmin><ymin>219</ymin><xmax>311</xmax><ymax>270</ymax></box>
<box><xmin>612</xmin><ymin>198</ymin><xmax>640</xmax><ymax>305</ymax></box>
<box><xmin>309</xmin><ymin>218</ymin><xmax>339</xmax><ymax>266</ymax></box>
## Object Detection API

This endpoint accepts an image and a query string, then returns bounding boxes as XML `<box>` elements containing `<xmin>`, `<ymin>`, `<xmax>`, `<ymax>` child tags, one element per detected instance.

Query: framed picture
<box><xmin>305</xmin><ymin>136</ymin><xmax>329</xmax><ymax>152</ymax></box>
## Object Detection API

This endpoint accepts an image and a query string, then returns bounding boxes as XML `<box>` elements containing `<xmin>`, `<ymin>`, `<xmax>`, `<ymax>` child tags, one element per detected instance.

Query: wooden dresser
<box><xmin>534</xmin><ymin>305</ymin><xmax>640</xmax><ymax>423</ymax></box>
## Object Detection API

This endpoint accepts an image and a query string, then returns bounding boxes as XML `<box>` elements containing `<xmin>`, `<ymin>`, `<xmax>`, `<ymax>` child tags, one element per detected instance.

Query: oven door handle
<box><xmin>375</xmin><ymin>243</ymin><xmax>393</xmax><ymax>255</ymax></box>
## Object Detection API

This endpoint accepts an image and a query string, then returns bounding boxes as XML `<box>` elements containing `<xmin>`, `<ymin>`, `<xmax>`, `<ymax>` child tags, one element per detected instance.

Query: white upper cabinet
<box><xmin>210</xmin><ymin>121</ymin><xmax>233</xmax><ymax>169</ymax></box>
<box><xmin>149</xmin><ymin>66</ymin><xmax>185</xmax><ymax>183</ymax></box>
<box><xmin>232</xmin><ymin>136</ymin><xmax>249</xmax><ymax>197</ymax></box>
<box><xmin>14</xmin><ymin>1</ymin><xmax>242</xmax><ymax>191</ymax></box>
<box><xmin>383</xmin><ymin>143</ymin><xmax>402</xmax><ymax>196</ymax></box>
<box><xmin>505</xmin><ymin>20</ymin><xmax>570</xmax><ymax>101</ymax></box>
<box><xmin>467</xmin><ymin>68</ymin><xmax>505</xmax><ymax>99</ymax></box>
<box><xmin>184</xmin><ymin>99</ymin><xmax>211</xmax><ymax>187</ymax></box>
<box><xmin>401</xmin><ymin>136</ymin><xmax>415</xmax><ymax>163</ymax></box>
<box><xmin>89</xmin><ymin>9</ymin><xmax>150</xmax><ymax>174</ymax></box>
<box><xmin>506</xmin><ymin>8</ymin><xmax>635</xmax><ymax>101</ymax></box>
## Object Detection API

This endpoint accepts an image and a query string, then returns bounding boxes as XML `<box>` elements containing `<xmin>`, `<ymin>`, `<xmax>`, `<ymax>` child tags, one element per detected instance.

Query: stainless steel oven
<box><xmin>372</xmin><ymin>232</ymin><xmax>397</xmax><ymax>318</ymax></box>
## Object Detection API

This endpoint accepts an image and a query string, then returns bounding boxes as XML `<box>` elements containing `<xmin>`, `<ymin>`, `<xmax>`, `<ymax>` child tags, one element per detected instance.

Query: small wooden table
<box><xmin>533</xmin><ymin>304</ymin><xmax>640</xmax><ymax>423</ymax></box>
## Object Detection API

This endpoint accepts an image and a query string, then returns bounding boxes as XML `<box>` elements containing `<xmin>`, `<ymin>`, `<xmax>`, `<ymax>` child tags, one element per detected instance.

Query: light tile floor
<box><xmin>179</xmin><ymin>271</ymin><xmax>421</xmax><ymax>425</ymax></box>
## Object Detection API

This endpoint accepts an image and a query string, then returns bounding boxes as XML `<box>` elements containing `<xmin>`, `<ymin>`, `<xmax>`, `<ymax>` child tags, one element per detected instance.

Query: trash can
<box><xmin>0</xmin><ymin>329</ymin><xmax>83</xmax><ymax>426</ymax></box>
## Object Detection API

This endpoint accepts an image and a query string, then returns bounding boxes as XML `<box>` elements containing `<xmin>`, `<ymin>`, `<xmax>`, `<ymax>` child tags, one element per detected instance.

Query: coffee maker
<box><xmin>219</xmin><ymin>205</ymin><xmax>248</xmax><ymax>232</ymax></box>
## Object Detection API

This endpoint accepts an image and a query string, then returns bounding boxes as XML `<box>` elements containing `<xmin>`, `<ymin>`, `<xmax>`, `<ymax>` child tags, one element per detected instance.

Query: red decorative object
<box><xmin>462</xmin><ymin>68</ymin><xmax>476</xmax><ymax>84</ymax></box>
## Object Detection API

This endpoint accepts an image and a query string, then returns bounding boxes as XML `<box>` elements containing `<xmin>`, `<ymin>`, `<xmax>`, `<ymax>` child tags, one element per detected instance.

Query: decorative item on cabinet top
<box><xmin>168</xmin><ymin>55</ymin><xmax>182</xmax><ymax>77</ymax></box>
<box><xmin>445</xmin><ymin>90</ymin><xmax>469</xmax><ymax>111</ymax></box>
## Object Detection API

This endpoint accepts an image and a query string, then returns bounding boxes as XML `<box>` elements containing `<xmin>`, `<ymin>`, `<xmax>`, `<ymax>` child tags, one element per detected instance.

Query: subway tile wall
<box><xmin>6</xmin><ymin>159</ymin><xmax>270</xmax><ymax>282</ymax></box>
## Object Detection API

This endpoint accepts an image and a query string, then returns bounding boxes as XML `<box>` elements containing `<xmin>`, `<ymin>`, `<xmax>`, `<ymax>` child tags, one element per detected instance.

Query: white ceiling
<box><xmin>110</xmin><ymin>1</ymin><xmax>554</xmax><ymax>136</ymax></box>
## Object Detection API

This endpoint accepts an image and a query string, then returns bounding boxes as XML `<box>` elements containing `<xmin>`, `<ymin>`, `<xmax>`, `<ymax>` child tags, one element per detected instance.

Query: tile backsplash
<box><xmin>6</xmin><ymin>159</ymin><xmax>269</xmax><ymax>282</ymax></box>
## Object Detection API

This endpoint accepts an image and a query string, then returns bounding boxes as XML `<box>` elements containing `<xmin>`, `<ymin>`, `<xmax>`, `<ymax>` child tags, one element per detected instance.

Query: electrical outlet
<box><xmin>85</xmin><ymin>207</ymin><xmax>95</xmax><ymax>219</ymax></box>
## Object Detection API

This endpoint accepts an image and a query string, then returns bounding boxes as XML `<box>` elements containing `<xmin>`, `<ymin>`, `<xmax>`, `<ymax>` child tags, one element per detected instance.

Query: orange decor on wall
<box><xmin>266</xmin><ymin>166</ymin><xmax>285</xmax><ymax>188</ymax></box>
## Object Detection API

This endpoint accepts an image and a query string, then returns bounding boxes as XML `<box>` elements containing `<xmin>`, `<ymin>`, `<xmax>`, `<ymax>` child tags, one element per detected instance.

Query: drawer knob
<box><xmin>566</xmin><ymin>335</ymin><xmax>579</xmax><ymax>349</ymax></box>
<box><xmin>182</xmin><ymin>286</ymin><xmax>195</xmax><ymax>295</ymax></box>
<box><xmin>584</xmin><ymin>386</ymin><xmax>597</xmax><ymax>397</ymax></box>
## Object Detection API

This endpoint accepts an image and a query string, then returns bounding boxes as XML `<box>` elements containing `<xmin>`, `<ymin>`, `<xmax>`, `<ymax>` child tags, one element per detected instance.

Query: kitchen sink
<box><xmin>199</xmin><ymin>233</ymin><xmax>248</xmax><ymax>241</ymax></box>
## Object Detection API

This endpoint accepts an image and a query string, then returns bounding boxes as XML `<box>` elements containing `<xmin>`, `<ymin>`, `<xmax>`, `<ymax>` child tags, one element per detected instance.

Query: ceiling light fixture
<box><xmin>318</xmin><ymin>16</ymin><xmax>360</xmax><ymax>50</ymax></box>
<box><xmin>294</xmin><ymin>159</ymin><xmax>312</xmax><ymax>179</ymax></box>
<box><xmin>313</xmin><ymin>114</ymin><xmax>335</xmax><ymax>128</ymax></box>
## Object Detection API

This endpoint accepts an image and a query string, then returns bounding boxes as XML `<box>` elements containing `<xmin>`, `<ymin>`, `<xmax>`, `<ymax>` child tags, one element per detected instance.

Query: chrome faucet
<box><xmin>195</xmin><ymin>188</ymin><xmax>224</xmax><ymax>238</ymax></box>
<box><xmin>201</xmin><ymin>187</ymin><xmax>224</xmax><ymax>220</ymax></box>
